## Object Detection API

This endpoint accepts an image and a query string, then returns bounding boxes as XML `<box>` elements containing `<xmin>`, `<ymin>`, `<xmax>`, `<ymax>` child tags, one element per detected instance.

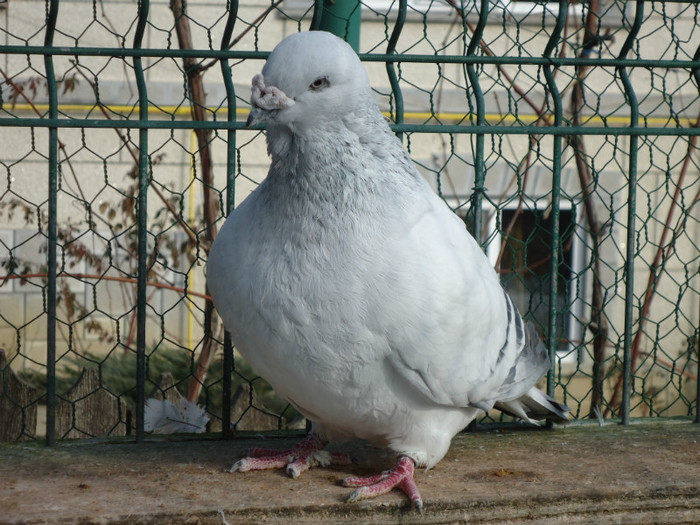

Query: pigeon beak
<box><xmin>246</xmin><ymin>105</ymin><xmax>273</xmax><ymax>127</ymax></box>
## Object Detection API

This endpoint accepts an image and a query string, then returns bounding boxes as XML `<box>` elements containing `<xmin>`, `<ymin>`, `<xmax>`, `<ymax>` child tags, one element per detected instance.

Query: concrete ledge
<box><xmin>1</xmin><ymin>421</ymin><xmax>698</xmax><ymax>524</ymax></box>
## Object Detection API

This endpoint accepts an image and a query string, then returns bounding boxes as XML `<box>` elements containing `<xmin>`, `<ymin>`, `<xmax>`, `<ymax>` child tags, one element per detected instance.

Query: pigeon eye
<box><xmin>309</xmin><ymin>77</ymin><xmax>329</xmax><ymax>91</ymax></box>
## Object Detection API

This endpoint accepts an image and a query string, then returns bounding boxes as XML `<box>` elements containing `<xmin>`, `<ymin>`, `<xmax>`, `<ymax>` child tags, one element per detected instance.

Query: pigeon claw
<box><xmin>342</xmin><ymin>456</ymin><xmax>423</xmax><ymax>512</ymax></box>
<box><xmin>227</xmin><ymin>454</ymin><xmax>289</xmax><ymax>473</ymax></box>
<box><xmin>286</xmin><ymin>455</ymin><xmax>311</xmax><ymax>478</ymax></box>
<box><xmin>226</xmin><ymin>434</ymin><xmax>350</xmax><ymax>478</ymax></box>
<box><xmin>226</xmin><ymin>459</ymin><xmax>244</xmax><ymax>473</ymax></box>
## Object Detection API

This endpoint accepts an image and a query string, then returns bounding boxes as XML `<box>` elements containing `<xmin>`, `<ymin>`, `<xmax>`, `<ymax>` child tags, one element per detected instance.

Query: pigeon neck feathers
<box><xmin>266</xmin><ymin>106</ymin><xmax>392</xmax><ymax>171</ymax></box>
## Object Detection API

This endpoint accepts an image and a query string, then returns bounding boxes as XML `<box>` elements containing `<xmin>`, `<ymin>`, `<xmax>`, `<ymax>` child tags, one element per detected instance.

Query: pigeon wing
<box><xmin>372</xmin><ymin>183</ymin><xmax>550</xmax><ymax>413</ymax></box>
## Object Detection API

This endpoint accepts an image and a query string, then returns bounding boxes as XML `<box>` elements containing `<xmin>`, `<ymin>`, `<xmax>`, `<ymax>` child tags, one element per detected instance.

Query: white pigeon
<box><xmin>207</xmin><ymin>30</ymin><xmax>569</xmax><ymax>511</ymax></box>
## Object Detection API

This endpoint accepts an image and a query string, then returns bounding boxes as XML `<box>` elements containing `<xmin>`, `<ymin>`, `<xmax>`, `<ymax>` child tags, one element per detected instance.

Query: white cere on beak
<box><xmin>251</xmin><ymin>73</ymin><xmax>296</xmax><ymax>111</ymax></box>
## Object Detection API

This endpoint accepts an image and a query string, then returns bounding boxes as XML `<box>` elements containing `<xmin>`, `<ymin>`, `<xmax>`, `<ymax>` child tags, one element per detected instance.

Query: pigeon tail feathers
<box><xmin>495</xmin><ymin>387</ymin><xmax>571</xmax><ymax>424</ymax></box>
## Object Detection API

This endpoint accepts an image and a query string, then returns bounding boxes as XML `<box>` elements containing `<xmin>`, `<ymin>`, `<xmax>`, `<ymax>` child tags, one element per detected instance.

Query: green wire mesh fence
<box><xmin>0</xmin><ymin>0</ymin><xmax>698</xmax><ymax>443</ymax></box>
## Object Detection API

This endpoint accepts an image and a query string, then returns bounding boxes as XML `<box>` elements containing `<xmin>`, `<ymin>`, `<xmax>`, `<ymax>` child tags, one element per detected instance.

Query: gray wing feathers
<box><xmin>490</xmin><ymin>292</ymin><xmax>570</xmax><ymax>423</ymax></box>
<box><xmin>495</xmin><ymin>293</ymin><xmax>551</xmax><ymax>399</ymax></box>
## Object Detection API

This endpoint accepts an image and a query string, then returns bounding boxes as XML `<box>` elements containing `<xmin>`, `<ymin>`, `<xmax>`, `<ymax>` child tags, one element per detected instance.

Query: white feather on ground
<box><xmin>144</xmin><ymin>398</ymin><xmax>209</xmax><ymax>434</ymax></box>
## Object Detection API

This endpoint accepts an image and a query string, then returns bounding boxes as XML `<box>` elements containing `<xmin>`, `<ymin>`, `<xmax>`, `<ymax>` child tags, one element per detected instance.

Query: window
<box><xmin>486</xmin><ymin>201</ymin><xmax>588</xmax><ymax>354</ymax></box>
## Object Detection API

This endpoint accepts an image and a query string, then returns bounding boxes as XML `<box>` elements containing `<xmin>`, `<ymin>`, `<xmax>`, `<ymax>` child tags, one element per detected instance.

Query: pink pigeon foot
<box><xmin>342</xmin><ymin>455</ymin><xmax>423</xmax><ymax>513</ymax></box>
<box><xmin>228</xmin><ymin>433</ymin><xmax>351</xmax><ymax>478</ymax></box>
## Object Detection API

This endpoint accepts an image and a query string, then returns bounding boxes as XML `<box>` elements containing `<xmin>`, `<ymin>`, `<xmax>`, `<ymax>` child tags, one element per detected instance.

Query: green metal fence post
<box><xmin>542</xmin><ymin>1</ymin><xmax>567</xmax><ymax>398</ymax></box>
<box><xmin>310</xmin><ymin>0</ymin><xmax>323</xmax><ymax>31</ymax></box>
<box><xmin>314</xmin><ymin>0</ymin><xmax>361</xmax><ymax>51</ymax></box>
<box><xmin>386</xmin><ymin>0</ymin><xmax>406</xmax><ymax>139</ymax></box>
<box><xmin>696</xmin><ymin>291</ymin><xmax>700</xmax><ymax>424</ymax></box>
<box><xmin>43</xmin><ymin>0</ymin><xmax>60</xmax><ymax>447</ymax></box>
<box><xmin>692</xmin><ymin>40</ymin><xmax>700</xmax><ymax>425</ymax></box>
<box><xmin>465</xmin><ymin>0</ymin><xmax>489</xmax><ymax>242</ymax></box>
<box><xmin>618</xmin><ymin>0</ymin><xmax>644</xmax><ymax>426</ymax></box>
<box><xmin>219</xmin><ymin>0</ymin><xmax>239</xmax><ymax>440</ymax></box>
<box><xmin>133</xmin><ymin>0</ymin><xmax>150</xmax><ymax>444</ymax></box>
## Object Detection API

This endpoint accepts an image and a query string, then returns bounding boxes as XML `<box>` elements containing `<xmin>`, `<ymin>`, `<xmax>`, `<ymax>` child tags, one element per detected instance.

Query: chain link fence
<box><xmin>0</xmin><ymin>0</ymin><xmax>698</xmax><ymax>443</ymax></box>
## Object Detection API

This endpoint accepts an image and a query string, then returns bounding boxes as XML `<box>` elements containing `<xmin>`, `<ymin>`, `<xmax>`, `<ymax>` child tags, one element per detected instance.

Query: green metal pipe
<box><xmin>133</xmin><ymin>0</ymin><xmax>150</xmax><ymax>444</ymax></box>
<box><xmin>43</xmin><ymin>0</ymin><xmax>59</xmax><ymax>447</ymax></box>
<box><xmin>618</xmin><ymin>0</ymin><xmax>644</xmax><ymax>426</ymax></box>
<box><xmin>314</xmin><ymin>0</ymin><xmax>361</xmax><ymax>51</ymax></box>
<box><xmin>386</xmin><ymin>0</ymin><xmax>407</xmax><ymax>138</ymax></box>
<box><xmin>219</xmin><ymin>0</ymin><xmax>239</xmax><ymax>441</ymax></box>
<box><xmin>697</xmin><ymin>282</ymin><xmax>700</xmax><ymax>424</ymax></box>
<box><xmin>465</xmin><ymin>0</ymin><xmax>489</xmax><ymax>241</ymax></box>
<box><xmin>694</xmin><ymin>42</ymin><xmax>700</xmax><ymax>425</ymax></box>
<box><xmin>310</xmin><ymin>0</ymin><xmax>323</xmax><ymax>31</ymax></box>
<box><xmin>542</xmin><ymin>0</ymin><xmax>567</xmax><ymax>399</ymax></box>
<box><xmin>2</xmin><ymin>118</ymin><xmax>700</xmax><ymax>137</ymax></box>
<box><xmin>2</xmin><ymin>44</ymin><xmax>699</xmax><ymax>70</ymax></box>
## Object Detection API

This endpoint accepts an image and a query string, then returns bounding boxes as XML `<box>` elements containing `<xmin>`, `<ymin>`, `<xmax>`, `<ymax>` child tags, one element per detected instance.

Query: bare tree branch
<box><xmin>169</xmin><ymin>0</ymin><xmax>221</xmax><ymax>403</ymax></box>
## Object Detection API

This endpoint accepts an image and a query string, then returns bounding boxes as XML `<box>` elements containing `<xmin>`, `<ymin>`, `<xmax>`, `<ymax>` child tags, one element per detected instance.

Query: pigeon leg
<box><xmin>342</xmin><ymin>456</ymin><xmax>423</xmax><ymax>512</ymax></box>
<box><xmin>228</xmin><ymin>433</ymin><xmax>351</xmax><ymax>478</ymax></box>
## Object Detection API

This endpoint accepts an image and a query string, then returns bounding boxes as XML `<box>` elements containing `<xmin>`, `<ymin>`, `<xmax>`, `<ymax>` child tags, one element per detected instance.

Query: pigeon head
<box><xmin>246</xmin><ymin>31</ymin><xmax>372</xmax><ymax>130</ymax></box>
